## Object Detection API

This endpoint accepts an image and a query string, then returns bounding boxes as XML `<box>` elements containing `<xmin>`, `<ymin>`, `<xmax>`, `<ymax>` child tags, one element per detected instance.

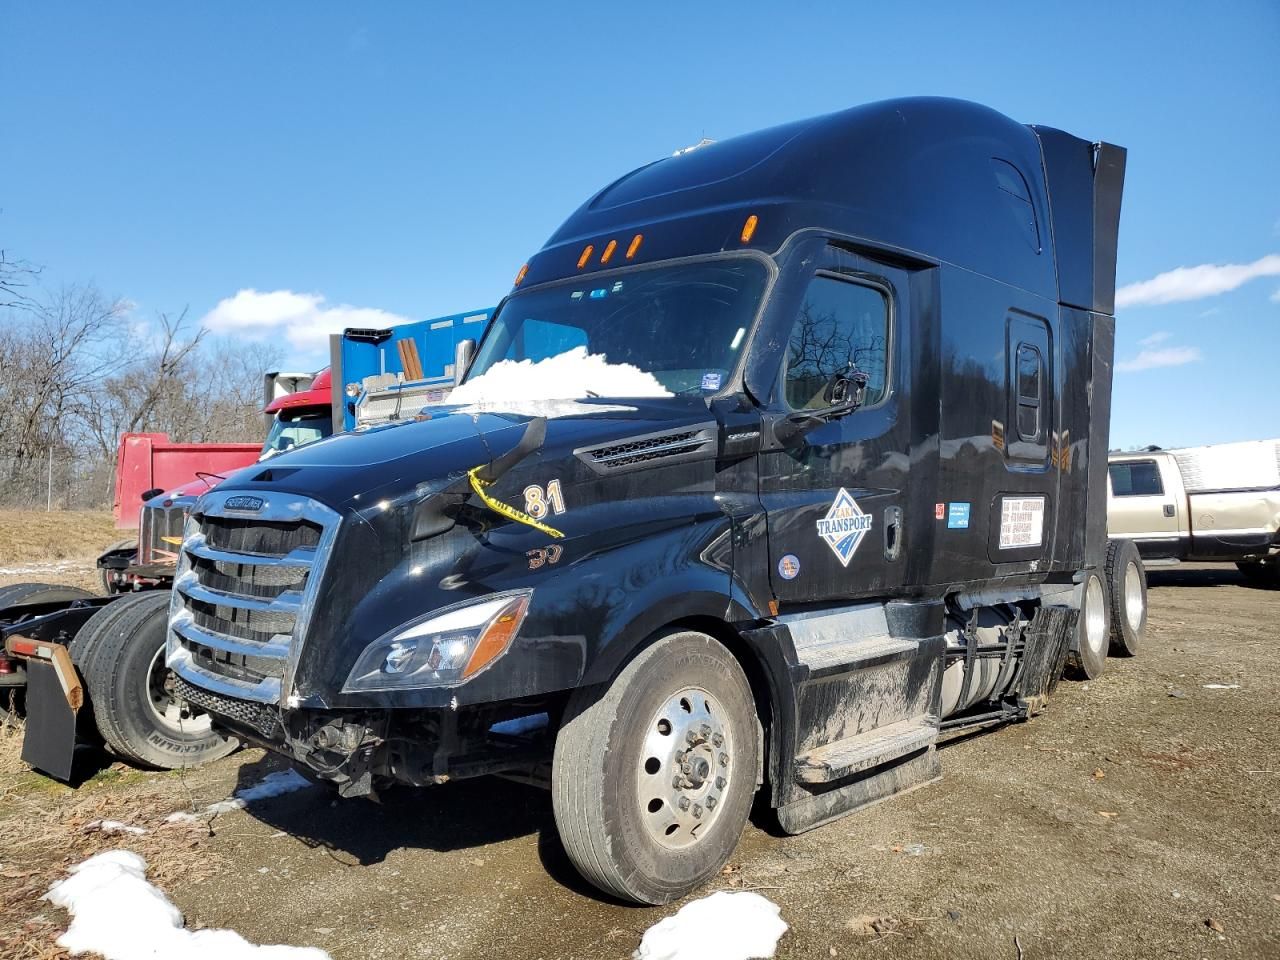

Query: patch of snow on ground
<box><xmin>0</xmin><ymin>560</ymin><xmax>83</xmax><ymax>576</ymax></box>
<box><xmin>489</xmin><ymin>712</ymin><xmax>549</xmax><ymax>736</ymax></box>
<box><xmin>448</xmin><ymin>346</ymin><xmax>672</xmax><ymax>408</ymax></box>
<box><xmin>87</xmin><ymin>819</ymin><xmax>148</xmax><ymax>836</ymax></box>
<box><xmin>634</xmin><ymin>891</ymin><xmax>788</xmax><ymax>960</ymax></box>
<box><xmin>166</xmin><ymin>769</ymin><xmax>312</xmax><ymax>823</ymax></box>
<box><xmin>45</xmin><ymin>850</ymin><xmax>329</xmax><ymax>960</ymax></box>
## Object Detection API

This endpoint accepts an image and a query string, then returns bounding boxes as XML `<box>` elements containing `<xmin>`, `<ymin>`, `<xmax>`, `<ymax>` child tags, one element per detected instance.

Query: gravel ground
<box><xmin>1</xmin><ymin>562</ymin><xmax>1277</xmax><ymax>960</ymax></box>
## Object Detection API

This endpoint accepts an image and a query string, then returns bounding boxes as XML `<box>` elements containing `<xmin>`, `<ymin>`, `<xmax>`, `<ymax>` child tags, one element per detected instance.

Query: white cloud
<box><xmin>1115</xmin><ymin>254</ymin><xmax>1280</xmax><ymax>308</ymax></box>
<box><xmin>1138</xmin><ymin>331</ymin><xmax>1171</xmax><ymax>347</ymax></box>
<box><xmin>1116</xmin><ymin>345</ymin><xmax>1202</xmax><ymax>373</ymax></box>
<box><xmin>200</xmin><ymin>289</ymin><xmax>413</xmax><ymax>351</ymax></box>
<box><xmin>1271</xmin><ymin>288</ymin><xmax>1280</xmax><ymax>304</ymax></box>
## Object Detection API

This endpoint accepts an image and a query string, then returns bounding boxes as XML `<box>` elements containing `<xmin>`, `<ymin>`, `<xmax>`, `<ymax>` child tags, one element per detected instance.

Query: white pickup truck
<box><xmin>1108</xmin><ymin>439</ymin><xmax>1280</xmax><ymax>586</ymax></box>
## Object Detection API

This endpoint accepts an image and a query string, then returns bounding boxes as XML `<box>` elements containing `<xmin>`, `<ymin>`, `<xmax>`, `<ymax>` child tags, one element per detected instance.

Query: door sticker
<box><xmin>816</xmin><ymin>488</ymin><xmax>874</xmax><ymax>567</ymax></box>
<box><xmin>998</xmin><ymin>496</ymin><xmax>1045</xmax><ymax>549</ymax></box>
<box><xmin>701</xmin><ymin>371</ymin><xmax>723</xmax><ymax>391</ymax></box>
<box><xmin>947</xmin><ymin>502</ymin><xmax>971</xmax><ymax>529</ymax></box>
<box><xmin>777</xmin><ymin>554</ymin><xmax>801</xmax><ymax>580</ymax></box>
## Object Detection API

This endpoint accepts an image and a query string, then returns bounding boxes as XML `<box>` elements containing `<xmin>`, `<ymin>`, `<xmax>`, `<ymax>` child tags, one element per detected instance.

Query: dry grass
<box><xmin>0</xmin><ymin>511</ymin><xmax>120</xmax><ymax>567</ymax></box>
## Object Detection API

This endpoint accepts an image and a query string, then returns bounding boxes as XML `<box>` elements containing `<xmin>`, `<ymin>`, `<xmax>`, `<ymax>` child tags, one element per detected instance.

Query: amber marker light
<box><xmin>513</xmin><ymin>263</ymin><xmax>529</xmax><ymax>286</ymax></box>
<box><xmin>462</xmin><ymin>593</ymin><xmax>532</xmax><ymax>679</ymax></box>
<box><xmin>577</xmin><ymin>245</ymin><xmax>595</xmax><ymax>269</ymax></box>
<box><xmin>740</xmin><ymin>214</ymin><xmax>759</xmax><ymax>244</ymax></box>
<box><xmin>600</xmin><ymin>239</ymin><xmax>618</xmax><ymax>264</ymax></box>
<box><xmin>626</xmin><ymin>233</ymin><xmax>644</xmax><ymax>259</ymax></box>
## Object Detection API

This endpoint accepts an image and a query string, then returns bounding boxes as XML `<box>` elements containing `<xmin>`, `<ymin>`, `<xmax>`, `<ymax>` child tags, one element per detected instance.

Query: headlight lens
<box><xmin>342</xmin><ymin>590</ymin><xmax>531</xmax><ymax>692</ymax></box>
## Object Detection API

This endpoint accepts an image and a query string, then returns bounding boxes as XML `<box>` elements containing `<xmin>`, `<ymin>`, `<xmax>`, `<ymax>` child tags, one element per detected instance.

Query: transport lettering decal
<box><xmin>816</xmin><ymin>488</ymin><xmax>874</xmax><ymax>567</ymax></box>
<box><xmin>998</xmin><ymin>496</ymin><xmax>1045</xmax><ymax>549</ymax></box>
<box><xmin>947</xmin><ymin>502</ymin><xmax>971</xmax><ymax>529</ymax></box>
<box><xmin>701</xmin><ymin>372</ymin><xmax>722</xmax><ymax>391</ymax></box>
<box><xmin>777</xmin><ymin>554</ymin><xmax>801</xmax><ymax>580</ymax></box>
<box><xmin>523</xmin><ymin>479</ymin><xmax>567</xmax><ymax>520</ymax></box>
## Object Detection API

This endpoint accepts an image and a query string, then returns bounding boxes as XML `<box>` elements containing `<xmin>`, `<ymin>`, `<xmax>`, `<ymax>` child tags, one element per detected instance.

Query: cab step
<box><xmin>794</xmin><ymin>716</ymin><xmax>938</xmax><ymax>785</ymax></box>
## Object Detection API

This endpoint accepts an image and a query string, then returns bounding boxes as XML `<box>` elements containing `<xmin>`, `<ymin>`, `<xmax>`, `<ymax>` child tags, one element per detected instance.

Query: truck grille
<box><xmin>138</xmin><ymin>499</ymin><xmax>190</xmax><ymax>566</ymax></box>
<box><xmin>166</xmin><ymin>490</ymin><xmax>339</xmax><ymax>705</ymax></box>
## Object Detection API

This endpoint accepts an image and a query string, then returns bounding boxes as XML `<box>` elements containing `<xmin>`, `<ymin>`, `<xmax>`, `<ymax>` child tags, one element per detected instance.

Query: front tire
<box><xmin>552</xmin><ymin>630</ymin><xmax>759</xmax><ymax>905</ymax></box>
<box><xmin>1065</xmin><ymin>571</ymin><xmax>1110</xmax><ymax>680</ymax></box>
<box><xmin>77</xmin><ymin>591</ymin><xmax>239</xmax><ymax>769</ymax></box>
<box><xmin>1105</xmin><ymin>539</ymin><xmax>1146</xmax><ymax>656</ymax></box>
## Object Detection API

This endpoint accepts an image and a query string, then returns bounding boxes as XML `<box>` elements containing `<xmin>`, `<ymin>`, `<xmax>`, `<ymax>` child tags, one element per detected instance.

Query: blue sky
<box><xmin>3</xmin><ymin>2</ymin><xmax>1277</xmax><ymax>449</ymax></box>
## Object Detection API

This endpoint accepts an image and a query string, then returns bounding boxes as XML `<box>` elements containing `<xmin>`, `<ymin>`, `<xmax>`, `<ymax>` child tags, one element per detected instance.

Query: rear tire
<box><xmin>1104</xmin><ymin>539</ymin><xmax>1145</xmax><ymax>656</ymax></box>
<box><xmin>77</xmin><ymin>592</ymin><xmax>239</xmax><ymax>769</ymax></box>
<box><xmin>1237</xmin><ymin>559</ymin><xmax>1280</xmax><ymax>589</ymax></box>
<box><xmin>552</xmin><ymin>630</ymin><xmax>759</xmax><ymax>904</ymax></box>
<box><xmin>1065</xmin><ymin>571</ymin><xmax>1110</xmax><ymax>680</ymax></box>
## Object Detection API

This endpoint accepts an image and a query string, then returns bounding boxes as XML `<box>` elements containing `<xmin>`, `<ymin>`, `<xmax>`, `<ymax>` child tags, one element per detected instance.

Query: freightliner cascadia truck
<box><xmin>167</xmin><ymin>97</ymin><xmax>1136</xmax><ymax>904</ymax></box>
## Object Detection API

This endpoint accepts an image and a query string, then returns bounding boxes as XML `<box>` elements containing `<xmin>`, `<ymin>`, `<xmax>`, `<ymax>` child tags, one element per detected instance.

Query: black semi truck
<box><xmin>166</xmin><ymin>97</ymin><xmax>1137</xmax><ymax>904</ymax></box>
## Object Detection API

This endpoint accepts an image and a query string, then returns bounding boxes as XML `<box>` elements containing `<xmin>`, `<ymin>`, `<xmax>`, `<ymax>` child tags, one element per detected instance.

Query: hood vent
<box><xmin>576</xmin><ymin>424</ymin><xmax>716</xmax><ymax>474</ymax></box>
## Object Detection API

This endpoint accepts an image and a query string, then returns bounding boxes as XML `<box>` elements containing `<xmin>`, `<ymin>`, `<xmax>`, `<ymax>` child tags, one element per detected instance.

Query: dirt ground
<box><xmin>1</xmin><ymin>554</ymin><xmax>1277</xmax><ymax>960</ymax></box>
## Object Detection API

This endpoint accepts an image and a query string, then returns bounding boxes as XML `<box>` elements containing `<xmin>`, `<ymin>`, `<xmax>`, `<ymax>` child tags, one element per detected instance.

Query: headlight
<box><xmin>342</xmin><ymin>590</ymin><xmax>532</xmax><ymax>692</ymax></box>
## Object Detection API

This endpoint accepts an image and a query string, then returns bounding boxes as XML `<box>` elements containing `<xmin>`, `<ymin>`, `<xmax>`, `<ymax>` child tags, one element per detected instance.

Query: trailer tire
<box><xmin>1064</xmin><ymin>571</ymin><xmax>1110</xmax><ymax>681</ymax></box>
<box><xmin>1104</xmin><ymin>539</ymin><xmax>1145</xmax><ymax>656</ymax></box>
<box><xmin>77</xmin><ymin>591</ymin><xmax>238</xmax><ymax>769</ymax></box>
<box><xmin>552</xmin><ymin>630</ymin><xmax>759</xmax><ymax>905</ymax></box>
<box><xmin>0</xmin><ymin>583</ymin><xmax>96</xmax><ymax>719</ymax></box>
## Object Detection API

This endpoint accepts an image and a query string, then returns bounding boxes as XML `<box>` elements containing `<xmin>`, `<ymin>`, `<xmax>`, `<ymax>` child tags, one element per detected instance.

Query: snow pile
<box><xmin>634</xmin><ymin>891</ymin><xmax>788</xmax><ymax>960</ymax></box>
<box><xmin>166</xmin><ymin>769</ymin><xmax>312</xmax><ymax>823</ymax></box>
<box><xmin>449</xmin><ymin>346</ymin><xmax>672</xmax><ymax>407</ymax></box>
<box><xmin>45</xmin><ymin>850</ymin><xmax>329</xmax><ymax>960</ymax></box>
<box><xmin>87</xmin><ymin>819</ymin><xmax>148</xmax><ymax>836</ymax></box>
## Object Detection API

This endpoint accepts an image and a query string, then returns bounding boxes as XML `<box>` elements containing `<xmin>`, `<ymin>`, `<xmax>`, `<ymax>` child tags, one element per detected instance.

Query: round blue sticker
<box><xmin>778</xmin><ymin>554</ymin><xmax>801</xmax><ymax>580</ymax></box>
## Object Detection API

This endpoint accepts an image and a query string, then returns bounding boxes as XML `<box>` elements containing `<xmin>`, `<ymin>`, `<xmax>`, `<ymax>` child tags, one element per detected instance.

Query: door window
<box><xmin>1109</xmin><ymin>460</ymin><xmax>1163</xmax><ymax>497</ymax></box>
<box><xmin>784</xmin><ymin>275</ymin><xmax>889</xmax><ymax>410</ymax></box>
<box><xmin>1015</xmin><ymin>343</ymin><xmax>1043</xmax><ymax>441</ymax></box>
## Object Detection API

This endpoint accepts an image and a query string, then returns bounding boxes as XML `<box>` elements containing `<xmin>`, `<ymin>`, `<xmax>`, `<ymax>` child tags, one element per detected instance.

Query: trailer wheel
<box><xmin>1065</xmin><ymin>572</ymin><xmax>1110</xmax><ymax>681</ymax></box>
<box><xmin>0</xmin><ymin>582</ymin><xmax>97</xmax><ymax>719</ymax></box>
<box><xmin>1104</xmin><ymin>539</ymin><xmax>1145</xmax><ymax>656</ymax></box>
<box><xmin>552</xmin><ymin>630</ymin><xmax>759</xmax><ymax>905</ymax></box>
<box><xmin>77</xmin><ymin>592</ymin><xmax>238</xmax><ymax>769</ymax></box>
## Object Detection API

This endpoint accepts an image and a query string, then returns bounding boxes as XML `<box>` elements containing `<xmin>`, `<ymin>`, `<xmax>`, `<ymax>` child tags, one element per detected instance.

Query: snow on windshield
<box><xmin>448</xmin><ymin>346</ymin><xmax>672</xmax><ymax>407</ymax></box>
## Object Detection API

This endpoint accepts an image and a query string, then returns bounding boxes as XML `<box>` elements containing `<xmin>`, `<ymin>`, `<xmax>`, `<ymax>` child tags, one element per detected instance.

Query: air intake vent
<box><xmin>576</xmin><ymin>424</ymin><xmax>716</xmax><ymax>474</ymax></box>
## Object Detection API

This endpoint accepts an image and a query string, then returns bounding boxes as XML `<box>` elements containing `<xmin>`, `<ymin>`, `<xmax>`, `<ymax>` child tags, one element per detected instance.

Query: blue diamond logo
<box><xmin>815</xmin><ymin>488</ymin><xmax>873</xmax><ymax>567</ymax></box>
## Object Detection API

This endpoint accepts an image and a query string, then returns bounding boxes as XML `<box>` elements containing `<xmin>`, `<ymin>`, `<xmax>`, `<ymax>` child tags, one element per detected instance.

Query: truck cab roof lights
<box><xmin>513</xmin><ymin>263</ymin><xmax>529</xmax><ymax>287</ymax></box>
<box><xmin>600</xmin><ymin>239</ymin><xmax>618</xmax><ymax>264</ymax></box>
<box><xmin>577</xmin><ymin>245</ymin><xmax>595</xmax><ymax>269</ymax></box>
<box><xmin>626</xmin><ymin>234</ymin><xmax>643</xmax><ymax>259</ymax></box>
<box><xmin>740</xmin><ymin>214</ymin><xmax>759</xmax><ymax>244</ymax></box>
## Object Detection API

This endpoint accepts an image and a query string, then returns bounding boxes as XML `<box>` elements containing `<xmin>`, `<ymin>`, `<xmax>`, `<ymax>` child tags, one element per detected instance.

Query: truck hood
<box><xmin>211</xmin><ymin>396</ymin><xmax>718</xmax><ymax>511</ymax></box>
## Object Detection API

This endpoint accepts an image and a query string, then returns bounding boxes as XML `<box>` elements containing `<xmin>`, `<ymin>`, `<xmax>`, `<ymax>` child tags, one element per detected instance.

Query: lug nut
<box><xmin>719</xmin><ymin>752</ymin><xmax>729</xmax><ymax>766</ymax></box>
<box><xmin>678</xmin><ymin>797</ymin><xmax>691</xmax><ymax>811</ymax></box>
<box><xmin>700</xmin><ymin>723</ymin><xmax>712</xmax><ymax>738</ymax></box>
<box><xmin>706</xmin><ymin>796</ymin><xmax>717</xmax><ymax>810</ymax></box>
<box><xmin>712</xmin><ymin>733</ymin><xmax>724</xmax><ymax>748</ymax></box>
<box><xmin>672</xmin><ymin>776</ymin><xmax>683</xmax><ymax>789</ymax></box>
<box><xmin>692</xmin><ymin>804</ymin><xmax>703</xmax><ymax>818</ymax></box>
<box><xmin>686</xmin><ymin>730</ymin><xmax>698</xmax><ymax>745</ymax></box>
<box><xmin>715</xmin><ymin>776</ymin><xmax>726</xmax><ymax>790</ymax></box>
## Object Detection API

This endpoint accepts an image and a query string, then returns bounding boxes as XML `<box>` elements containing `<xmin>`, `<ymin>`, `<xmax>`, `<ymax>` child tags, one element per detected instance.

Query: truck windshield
<box><xmin>467</xmin><ymin>258</ymin><xmax>769</xmax><ymax>396</ymax></box>
<box><xmin>260</xmin><ymin>410</ymin><xmax>332</xmax><ymax>459</ymax></box>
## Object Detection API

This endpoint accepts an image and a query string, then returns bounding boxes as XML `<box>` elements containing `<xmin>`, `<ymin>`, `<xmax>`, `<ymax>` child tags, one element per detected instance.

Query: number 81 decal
<box><xmin>523</xmin><ymin>479</ymin><xmax>566</xmax><ymax>520</ymax></box>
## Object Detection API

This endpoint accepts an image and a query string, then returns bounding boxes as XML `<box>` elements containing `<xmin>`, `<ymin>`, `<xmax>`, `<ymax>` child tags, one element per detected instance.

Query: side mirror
<box><xmin>454</xmin><ymin>339</ymin><xmax>476</xmax><ymax>385</ymax></box>
<box><xmin>770</xmin><ymin>368</ymin><xmax>871</xmax><ymax>447</ymax></box>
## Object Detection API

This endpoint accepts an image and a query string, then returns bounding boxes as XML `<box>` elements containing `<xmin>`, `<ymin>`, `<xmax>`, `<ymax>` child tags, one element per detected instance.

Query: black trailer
<box><xmin>167</xmin><ymin>97</ymin><xmax>1143</xmax><ymax>903</ymax></box>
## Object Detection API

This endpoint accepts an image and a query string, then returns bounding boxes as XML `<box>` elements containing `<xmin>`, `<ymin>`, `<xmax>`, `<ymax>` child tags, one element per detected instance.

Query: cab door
<box><xmin>758</xmin><ymin>245</ymin><xmax>913</xmax><ymax>604</ymax></box>
<box><xmin>1107</xmin><ymin>456</ymin><xmax>1183</xmax><ymax>558</ymax></box>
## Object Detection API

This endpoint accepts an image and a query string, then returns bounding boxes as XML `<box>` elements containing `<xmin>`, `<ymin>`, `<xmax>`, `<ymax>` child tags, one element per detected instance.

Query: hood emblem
<box><xmin>224</xmin><ymin>495</ymin><xmax>265</xmax><ymax>512</ymax></box>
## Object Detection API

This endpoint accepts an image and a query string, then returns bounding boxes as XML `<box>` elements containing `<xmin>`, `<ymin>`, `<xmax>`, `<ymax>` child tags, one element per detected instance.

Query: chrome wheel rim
<box><xmin>146</xmin><ymin>646</ymin><xmax>213</xmax><ymax>736</ymax></box>
<box><xmin>1124</xmin><ymin>562</ymin><xmax>1144</xmax><ymax>633</ymax></box>
<box><xmin>1085</xmin><ymin>576</ymin><xmax>1107</xmax><ymax>654</ymax></box>
<box><xmin>637</xmin><ymin>687</ymin><xmax>733</xmax><ymax>850</ymax></box>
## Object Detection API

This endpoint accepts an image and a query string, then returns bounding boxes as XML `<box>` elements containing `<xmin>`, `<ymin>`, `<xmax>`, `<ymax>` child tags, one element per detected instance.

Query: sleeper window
<box><xmin>1015</xmin><ymin>343</ymin><xmax>1043</xmax><ymax>441</ymax></box>
<box><xmin>784</xmin><ymin>276</ymin><xmax>889</xmax><ymax>411</ymax></box>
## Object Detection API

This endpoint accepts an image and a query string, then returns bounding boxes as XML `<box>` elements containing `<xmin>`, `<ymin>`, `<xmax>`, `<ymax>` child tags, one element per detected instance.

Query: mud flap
<box><xmin>21</xmin><ymin>659</ymin><xmax>79</xmax><ymax>781</ymax></box>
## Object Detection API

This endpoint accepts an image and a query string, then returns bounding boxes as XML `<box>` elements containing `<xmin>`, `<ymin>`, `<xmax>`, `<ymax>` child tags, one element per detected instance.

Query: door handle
<box><xmin>1163</xmin><ymin>503</ymin><xmax>1175</xmax><ymax>518</ymax></box>
<box><xmin>884</xmin><ymin>506</ymin><xmax>902</xmax><ymax>561</ymax></box>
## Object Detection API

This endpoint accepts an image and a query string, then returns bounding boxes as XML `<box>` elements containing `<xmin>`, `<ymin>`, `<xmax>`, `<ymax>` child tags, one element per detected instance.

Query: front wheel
<box><xmin>552</xmin><ymin>630</ymin><xmax>760</xmax><ymax>904</ymax></box>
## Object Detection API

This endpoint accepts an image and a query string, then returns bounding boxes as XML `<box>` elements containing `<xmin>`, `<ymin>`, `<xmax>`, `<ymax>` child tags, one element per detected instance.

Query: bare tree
<box><xmin>0</xmin><ymin>246</ymin><xmax>41</xmax><ymax>309</ymax></box>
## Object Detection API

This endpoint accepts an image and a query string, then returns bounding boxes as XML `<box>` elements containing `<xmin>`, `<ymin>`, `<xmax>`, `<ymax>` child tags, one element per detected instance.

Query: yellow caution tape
<box><xmin>467</xmin><ymin>467</ymin><xmax>564</xmax><ymax>539</ymax></box>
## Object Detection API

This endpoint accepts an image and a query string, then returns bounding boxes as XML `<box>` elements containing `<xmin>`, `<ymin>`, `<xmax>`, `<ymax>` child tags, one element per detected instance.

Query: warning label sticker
<box><xmin>998</xmin><ymin>496</ymin><xmax>1045</xmax><ymax>549</ymax></box>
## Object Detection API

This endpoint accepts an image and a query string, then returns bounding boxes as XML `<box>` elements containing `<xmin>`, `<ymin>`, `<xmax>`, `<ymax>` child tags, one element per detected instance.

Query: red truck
<box><xmin>0</xmin><ymin>371</ymin><xmax>333</xmax><ymax>779</ymax></box>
